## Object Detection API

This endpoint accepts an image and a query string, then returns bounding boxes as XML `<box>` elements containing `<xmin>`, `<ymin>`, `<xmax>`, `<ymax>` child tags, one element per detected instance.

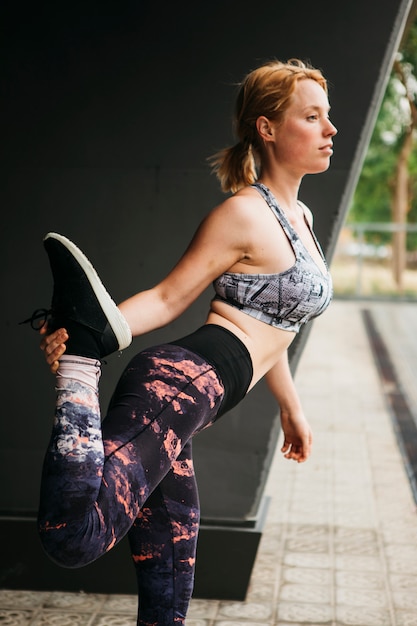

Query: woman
<box><xmin>31</xmin><ymin>58</ymin><xmax>337</xmax><ymax>625</ymax></box>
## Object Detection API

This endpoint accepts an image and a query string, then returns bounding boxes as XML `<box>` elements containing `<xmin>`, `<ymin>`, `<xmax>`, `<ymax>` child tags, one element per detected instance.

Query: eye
<box><xmin>307</xmin><ymin>114</ymin><xmax>318</xmax><ymax>121</ymax></box>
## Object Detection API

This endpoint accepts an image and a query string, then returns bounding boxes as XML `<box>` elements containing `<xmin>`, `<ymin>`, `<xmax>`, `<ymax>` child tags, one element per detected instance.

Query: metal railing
<box><xmin>337</xmin><ymin>222</ymin><xmax>417</xmax><ymax>297</ymax></box>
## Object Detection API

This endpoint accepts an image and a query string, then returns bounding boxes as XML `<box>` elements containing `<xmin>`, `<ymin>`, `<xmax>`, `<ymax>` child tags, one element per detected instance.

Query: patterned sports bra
<box><xmin>212</xmin><ymin>183</ymin><xmax>333</xmax><ymax>333</ymax></box>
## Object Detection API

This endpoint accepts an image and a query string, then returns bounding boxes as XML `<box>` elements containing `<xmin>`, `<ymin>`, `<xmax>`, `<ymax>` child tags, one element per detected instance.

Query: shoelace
<box><xmin>19</xmin><ymin>308</ymin><xmax>52</xmax><ymax>331</ymax></box>
<box><xmin>19</xmin><ymin>308</ymin><xmax>112</xmax><ymax>364</ymax></box>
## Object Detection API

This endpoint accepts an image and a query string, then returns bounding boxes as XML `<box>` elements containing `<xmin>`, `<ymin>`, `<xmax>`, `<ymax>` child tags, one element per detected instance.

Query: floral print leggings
<box><xmin>37</xmin><ymin>342</ymin><xmax>228</xmax><ymax>625</ymax></box>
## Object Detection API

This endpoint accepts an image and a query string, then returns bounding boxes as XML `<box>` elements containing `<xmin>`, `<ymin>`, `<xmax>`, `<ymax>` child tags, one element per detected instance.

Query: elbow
<box><xmin>156</xmin><ymin>286</ymin><xmax>191</xmax><ymax>326</ymax></box>
<box><xmin>159</xmin><ymin>297</ymin><xmax>186</xmax><ymax>327</ymax></box>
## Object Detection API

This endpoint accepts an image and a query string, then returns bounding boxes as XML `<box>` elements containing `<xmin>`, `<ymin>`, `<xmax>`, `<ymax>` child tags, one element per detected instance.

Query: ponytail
<box><xmin>209</xmin><ymin>139</ymin><xmax>257</xmax><ymax>193</ymax></box>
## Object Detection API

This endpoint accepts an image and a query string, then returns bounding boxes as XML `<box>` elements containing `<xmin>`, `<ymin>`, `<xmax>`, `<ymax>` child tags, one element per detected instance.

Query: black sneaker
<box><xmin>42</xmin><ymin>232</ymin><xmax>132</xmax><ymax>359</ymax></box>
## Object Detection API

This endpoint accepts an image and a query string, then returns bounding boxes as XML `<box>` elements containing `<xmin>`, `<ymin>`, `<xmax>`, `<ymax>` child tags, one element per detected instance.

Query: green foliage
<box><xmin>348</xmin><ymin>17</ymin><xmax>417</xmax><ymax>251</ymax></box>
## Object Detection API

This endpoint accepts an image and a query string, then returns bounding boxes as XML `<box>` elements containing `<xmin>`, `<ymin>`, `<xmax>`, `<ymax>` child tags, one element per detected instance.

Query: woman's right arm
<box><xmin>40</xmin><ymin>194</ymin><xmax>256</xmax><ymax>372</ymax></box>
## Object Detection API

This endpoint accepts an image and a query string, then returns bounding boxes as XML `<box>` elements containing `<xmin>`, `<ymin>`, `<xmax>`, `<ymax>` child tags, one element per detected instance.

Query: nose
<box><xmin>326</xmin><ymin>118</ymin><xmax>337</xmax><ymax>136</ymax></box>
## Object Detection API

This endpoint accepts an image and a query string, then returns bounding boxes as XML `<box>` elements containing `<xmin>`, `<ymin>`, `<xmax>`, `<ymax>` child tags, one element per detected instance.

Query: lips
<box><xmin>319</xmin><ymin>144</ymin><xmax>333</xmax><ymax>155</ymax></box>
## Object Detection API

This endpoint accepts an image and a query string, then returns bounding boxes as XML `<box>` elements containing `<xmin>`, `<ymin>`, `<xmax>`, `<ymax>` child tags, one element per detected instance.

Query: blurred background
<box><xmin>333</xmin><ymin>16</ymin><xmax>417</xmax><ymax>299</ymax></box>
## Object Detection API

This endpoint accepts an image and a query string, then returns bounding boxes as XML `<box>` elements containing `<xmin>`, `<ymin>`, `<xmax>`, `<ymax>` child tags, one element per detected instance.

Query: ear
<box><xmin>256</xmin><ymin>116</ymin><xmax>275</xmax><ymax>142</ymax></box>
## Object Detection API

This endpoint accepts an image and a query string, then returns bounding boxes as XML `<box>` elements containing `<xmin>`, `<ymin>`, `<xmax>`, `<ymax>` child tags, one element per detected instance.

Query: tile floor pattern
<box><xmin>2</xmin><ymin>300</ymin><xmax>417</xmax><ymax>625</ymax></box>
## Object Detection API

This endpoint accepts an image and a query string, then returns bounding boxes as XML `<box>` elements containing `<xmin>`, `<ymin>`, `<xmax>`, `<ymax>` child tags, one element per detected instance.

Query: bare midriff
<box><xmin>206</xmin><ymin>299</ymin><xmax>296</xmax><ymax>391</ymax></box>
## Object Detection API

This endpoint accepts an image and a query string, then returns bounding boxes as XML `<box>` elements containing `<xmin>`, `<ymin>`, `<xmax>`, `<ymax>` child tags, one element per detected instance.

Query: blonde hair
<box><xmin>209</xmin><ymin>59</ymin><xmax>328</xmax><ymax>193</ymax></box>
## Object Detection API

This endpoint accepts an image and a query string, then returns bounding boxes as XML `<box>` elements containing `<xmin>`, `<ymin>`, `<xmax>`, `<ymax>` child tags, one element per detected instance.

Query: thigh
<box><xmin>102</xmin><ymin>343</ymin><xmax>225</xmax><ymax>453</ymax></box>
<box><xmin>99</xmin><ymin>344</ymin><xmax>224</xmax><ymax>520</ymax></box>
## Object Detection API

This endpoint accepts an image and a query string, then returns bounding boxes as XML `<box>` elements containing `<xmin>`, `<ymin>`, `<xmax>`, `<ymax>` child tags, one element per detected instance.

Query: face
<box><xmin>271</xmin><ymin>78</ymin><xmax>337</xmax><ymax>175</ymax></box>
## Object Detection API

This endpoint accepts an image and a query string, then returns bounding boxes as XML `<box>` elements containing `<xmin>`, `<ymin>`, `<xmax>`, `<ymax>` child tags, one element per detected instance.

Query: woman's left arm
<box><xmin>265</xmin><ymin>352</ymin><xmax>313</xmax><ymax>463</ymax></box>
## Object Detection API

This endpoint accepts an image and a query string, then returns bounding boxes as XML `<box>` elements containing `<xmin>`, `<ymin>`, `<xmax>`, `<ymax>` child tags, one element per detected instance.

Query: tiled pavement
<box><xmin>2</xmin><ymin>299</ymin><xmax>417</xmax><ymax>625</ymax></box>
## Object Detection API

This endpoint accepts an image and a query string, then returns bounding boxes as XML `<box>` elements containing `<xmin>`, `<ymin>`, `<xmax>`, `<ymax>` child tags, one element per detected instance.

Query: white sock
<box><xmin>56</xmin><ymin>355</ymin><xmax>101</xmax><ymax>391</ymax></box>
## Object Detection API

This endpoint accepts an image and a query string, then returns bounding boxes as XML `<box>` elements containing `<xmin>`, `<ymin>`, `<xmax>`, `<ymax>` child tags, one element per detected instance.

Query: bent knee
<box><xmin>38</xmin><ymin>524</ymin><xmax>104</xmax><ymax>569</ymax></box>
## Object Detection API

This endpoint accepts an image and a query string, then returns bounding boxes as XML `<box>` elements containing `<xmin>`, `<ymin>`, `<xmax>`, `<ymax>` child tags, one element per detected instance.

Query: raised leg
<box><xmin>38</xmin><ymin>345</ymin><xmax>224</xmax><ymax>569</ymax></box>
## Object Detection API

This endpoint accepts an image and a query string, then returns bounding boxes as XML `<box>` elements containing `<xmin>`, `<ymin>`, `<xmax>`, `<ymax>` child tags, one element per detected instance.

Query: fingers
<box><xmin>50</xmin><ymin>359</ymin><xmax>60</xmax><ymax>374</ymax></box>
<box><xmin>281</xmin><ymin>440</ymin><xmax>311</xmax><ymax>463</ymax></box>
<box><xmin>39</xmin><ymin>326</ymin><xmax>68</xmax><ymax>373</ymax></box>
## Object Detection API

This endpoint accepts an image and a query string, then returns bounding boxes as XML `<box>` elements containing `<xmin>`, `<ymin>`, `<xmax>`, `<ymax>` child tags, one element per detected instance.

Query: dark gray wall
<box><xmin>1</xmin><ymin>0</ymin><xmax>414</xmax><ymax>595</ymax></box>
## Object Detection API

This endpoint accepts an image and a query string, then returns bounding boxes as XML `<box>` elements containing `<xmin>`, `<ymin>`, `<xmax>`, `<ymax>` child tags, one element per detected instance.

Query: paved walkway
<box><xmin>1</xmin><ymin>300</ymin><xmax>417</xmax><ymax>625</ymax></box>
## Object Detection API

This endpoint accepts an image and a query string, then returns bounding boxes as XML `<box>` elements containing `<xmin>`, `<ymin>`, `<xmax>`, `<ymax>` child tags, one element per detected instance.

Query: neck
<box><xmin>257</xmin><ymin>176</ymin><xmax>302</xmax><ymax>215</ymax></box>
<box><xmin>258</xmin><ymin>162</ymin><xmax>302</xmax><ymax>207</ymax></box>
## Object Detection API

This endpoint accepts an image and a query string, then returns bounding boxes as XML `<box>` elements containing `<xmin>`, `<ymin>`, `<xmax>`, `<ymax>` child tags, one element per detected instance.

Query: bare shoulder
<box><xmin>298</xmin><ymin>199</ymin><xmax>314</xmax><ymax>227</ymax></box>
<box><xmin>207</xmin><ymin>186</ymin><xmax>266</xmax><ymax>229</ymax></box>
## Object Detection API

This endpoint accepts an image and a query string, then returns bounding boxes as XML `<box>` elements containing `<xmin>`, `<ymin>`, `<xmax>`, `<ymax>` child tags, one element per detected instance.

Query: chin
<box><xmin>311</xmin><ymin>160</ymin><xmax>332</xmax><ymax>174</ymax></box>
